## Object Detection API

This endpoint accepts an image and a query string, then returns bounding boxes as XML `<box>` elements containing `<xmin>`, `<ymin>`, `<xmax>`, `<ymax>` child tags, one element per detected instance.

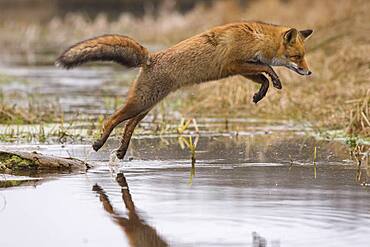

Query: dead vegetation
<box><xmin>0</xmin><ymin>99</ymin><xmax>61</xmax><ymax>124</ymax></box>
<box><xmin>181</xmin><ymin>0</ymin><xmax>370</xmax><ymax>139</ymax></box>
<box><xmin>346</xmin><ymin>90</ymin><xmax>370</xmax><ymax>137</ymax></box>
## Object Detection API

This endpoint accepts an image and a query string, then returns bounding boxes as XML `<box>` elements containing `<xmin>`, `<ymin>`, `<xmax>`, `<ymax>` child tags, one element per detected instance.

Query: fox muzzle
<box><xmin>297</xmin><ymin>68</ymin><xmax>312</xmax><ymax>75</ymax></box>
<box><xmin>287</xmin><ymin>63</ymin><xmax>312</xmax><ymax>76</ymax></box>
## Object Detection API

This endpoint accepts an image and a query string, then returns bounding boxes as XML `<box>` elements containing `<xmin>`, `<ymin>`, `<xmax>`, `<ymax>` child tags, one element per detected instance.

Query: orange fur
<box><xmin>56</xmin><ymin>21</ymin><xmax>313</xmax><ymax>159</ymax></box>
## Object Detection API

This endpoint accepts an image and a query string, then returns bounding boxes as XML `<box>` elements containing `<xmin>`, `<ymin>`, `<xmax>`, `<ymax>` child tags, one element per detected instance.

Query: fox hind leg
<box><xmin>93</xmin><ymin>76</ymin><xmax>170</xmax><ymax>152</ymax></box>
<box><xmin>92</xmin><ymin>101</ymin><xmax>146</xmax><ymax>152</ymax></box>
<box><xmin>116</xmin><ymin>111</ymin><xmax>149</xmax><ymax>159</ymax></box>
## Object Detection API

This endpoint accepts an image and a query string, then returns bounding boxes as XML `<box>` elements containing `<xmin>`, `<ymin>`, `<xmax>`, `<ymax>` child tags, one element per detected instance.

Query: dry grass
<box><xmin>0</xmin><ymin>0</ymin><xmax>369</xmax><ymax>138</ymax></box>
<box><xmin>180</xmin><ymin>0</ymin><xmax>370</xmax><ymax>138</ymax></box>
<box><xmin>0</xmin><ymin>103</ymin><xmax>61</xmax><ymax>124</ymax></box>
<box><xmin>0</xmin><ymin>1</ymin><xmax>242</xmax><ymax>62</ymax></box>
<box><xmin>0</xmin><ymin>104</ymin><xmax>35</xmax><ymax>124</ymax></box>
<box><xmin>346</xmin><ymin>90</ymin><xmax>370</xmax><ymax>137</ymax></box>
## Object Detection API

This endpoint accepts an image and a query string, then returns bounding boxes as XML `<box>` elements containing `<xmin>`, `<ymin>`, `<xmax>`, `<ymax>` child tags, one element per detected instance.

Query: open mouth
<box><xmin>287</xmin><ymin>64</ymin><xmax>311</xmax><ymax>76</ymax></box>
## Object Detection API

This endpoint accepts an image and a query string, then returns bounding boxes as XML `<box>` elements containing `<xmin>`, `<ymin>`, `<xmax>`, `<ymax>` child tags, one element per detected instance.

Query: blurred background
<box><xmin>0</xmin><ymin>0</ymin><xmax>369</xmax><ymax>138</ymax></box>
<box><xmin>1</xmin><ymin>0</ymin><xmax>235</xmax><ymax>21</ymax></box>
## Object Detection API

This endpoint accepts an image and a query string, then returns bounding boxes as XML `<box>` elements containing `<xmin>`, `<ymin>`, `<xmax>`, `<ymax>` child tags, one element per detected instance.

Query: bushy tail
<box><xmin>55</xmin><ymin>35</ymin><xmax>149</xmax><ymax>69</ymax></box>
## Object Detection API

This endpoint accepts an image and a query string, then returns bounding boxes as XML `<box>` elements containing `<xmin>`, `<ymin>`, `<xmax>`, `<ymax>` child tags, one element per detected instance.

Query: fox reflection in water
<box><xmin>92</xmin><ymin>173</ymin><xmax>168</xmax><ymax>247</ymax></box>
<box><xmin>93</xmin><ymin>173</ymin><xmax>278</xmax><ymax>247</ymax></box>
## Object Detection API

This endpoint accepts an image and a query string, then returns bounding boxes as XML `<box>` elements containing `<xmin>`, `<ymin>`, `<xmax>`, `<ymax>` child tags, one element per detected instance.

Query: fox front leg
<box><xmin>266</xmin><ymin>65</ymin><xmax>282</xmax><ymax>90</ymax></box>
<box><xmin>228</xmin><ymin>62</ymin><xmax>282</xmax><ymax>90</ymax></box>
<box><xmin>254</xmin><ymin>63</ymin><xmax>282</xmax><ymax>90</ymax></box>
<box><xmin>243</xmin><ymin>74</ymin><xmax>269</xmax><ymax>104</ymax></box>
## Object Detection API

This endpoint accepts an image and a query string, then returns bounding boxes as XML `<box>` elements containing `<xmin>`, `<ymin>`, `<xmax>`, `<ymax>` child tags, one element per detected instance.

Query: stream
<box><xmin>0</xmin><ymin>64</ymin><xmax>369</xmax><ymax>247</ymax></box>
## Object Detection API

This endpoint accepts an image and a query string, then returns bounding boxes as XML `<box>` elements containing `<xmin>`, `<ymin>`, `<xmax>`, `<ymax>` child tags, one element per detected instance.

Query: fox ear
<box><xmin>284</xmin><ymin>28</ymin><xmax>298</xmax><ymax>45</ymax></box>
<box><xmin>300</xmin><ymin>29</ymin><xmax>313</xmax><ymax>40</ymax></box>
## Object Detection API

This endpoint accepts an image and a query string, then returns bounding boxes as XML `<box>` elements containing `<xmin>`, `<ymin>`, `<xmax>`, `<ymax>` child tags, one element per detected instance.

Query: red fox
<box><xmin>56</xmin><ymin>21</ymin><xmax>313</xmax><ymax>159</ymax></box>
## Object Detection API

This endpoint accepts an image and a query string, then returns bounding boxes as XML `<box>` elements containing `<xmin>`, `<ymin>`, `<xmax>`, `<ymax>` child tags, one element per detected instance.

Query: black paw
<box><xmin>253</xmin><ymin>93</ymin><xmax>263</xmax><ymax>104</ymax></box>
<box><xmin>116</xmin><ymin>148</ymin><xmax>127</xmax><ymax>160</ymax></box>
<box><xmin>272</xmin><ymin>77</ymin><xmax>282</xmax><ymax>89</ymax></box>
<box><xmin>92</xmin><ymin>141</ymin><xmax>103</xmax><ymax>151</ymax></box>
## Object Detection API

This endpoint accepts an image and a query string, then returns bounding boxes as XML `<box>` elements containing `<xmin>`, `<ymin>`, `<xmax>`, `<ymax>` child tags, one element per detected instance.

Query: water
<box><xmin>1</xmin><ymin>63</ymin><xmax>369</xmax><ymax>247</ymax></box>
<box><xmin>0</xmin><ymin>65</ymin><xmax>134</xmax><ymax>117</ymax></box>
<box><xmin>1</xmin><ymin>133</ymin><xmax>369</xmax><ymax>247</ymax></box>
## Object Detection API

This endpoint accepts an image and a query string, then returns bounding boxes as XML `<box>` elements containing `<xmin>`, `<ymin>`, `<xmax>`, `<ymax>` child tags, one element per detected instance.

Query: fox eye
<box><xmin>290</xmin><ymin>55</ymin><xmax>302</xmax><ymax>59</ymax></box>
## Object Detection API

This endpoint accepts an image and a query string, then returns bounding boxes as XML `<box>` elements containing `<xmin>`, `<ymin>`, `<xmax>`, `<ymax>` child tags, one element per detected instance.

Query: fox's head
<box><xmin>275</xmin><ymin>28</ymin><xmax>313</xmax><ymax>75</ymax></box>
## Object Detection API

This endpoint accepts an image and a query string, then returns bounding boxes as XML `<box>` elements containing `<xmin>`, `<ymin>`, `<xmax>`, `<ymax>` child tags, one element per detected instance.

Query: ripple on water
<box><xmin>1</xmin><ymin>147</ymin><xmax>370</xmax><ymax>246</ymax></box>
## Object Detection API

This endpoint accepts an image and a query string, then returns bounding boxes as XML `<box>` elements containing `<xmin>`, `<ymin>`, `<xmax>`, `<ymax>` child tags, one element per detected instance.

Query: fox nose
<box><xmin>298</xmin><ymin>67</ymin><xmax>312</xmax><ymax>75</ymax></box>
